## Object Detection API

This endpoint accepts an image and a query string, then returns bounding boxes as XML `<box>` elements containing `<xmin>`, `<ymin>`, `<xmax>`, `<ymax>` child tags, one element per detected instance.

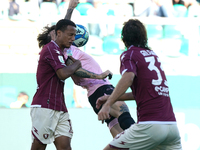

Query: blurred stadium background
<box><xmin>0</xmin><ymin>0</ymin><xmax>200</xmax><ymax>149</ymax></box>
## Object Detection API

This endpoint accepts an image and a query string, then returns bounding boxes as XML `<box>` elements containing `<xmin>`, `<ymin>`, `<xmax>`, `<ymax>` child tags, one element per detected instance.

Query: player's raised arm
<box><xmin>64</xmin><ymin>0</ymin><xmax>79</xmax><ymax>20</ymax></box>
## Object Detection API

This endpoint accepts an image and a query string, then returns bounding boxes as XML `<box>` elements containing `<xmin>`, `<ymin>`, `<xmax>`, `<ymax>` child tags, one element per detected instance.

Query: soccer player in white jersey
<box><xmin>36</xmin><ymin>0</ymin><xmax>136</xmax><ymax>138</ymax></box>
<box><xmin>97</xmin><ymin>19</ymin><xmax>182</xmax><ymax>150</ymax></box>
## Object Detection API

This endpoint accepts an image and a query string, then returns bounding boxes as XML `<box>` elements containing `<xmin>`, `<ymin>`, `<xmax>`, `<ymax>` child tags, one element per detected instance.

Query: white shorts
<box><xmin>109</xmin><ymin>124</ymin><xmax>182</xmax><ymax>150</ymax></box>
<box><xmin>30</xmin><ymin>107</ymin><xmax>73</xmax><ymax>144</ymax></box>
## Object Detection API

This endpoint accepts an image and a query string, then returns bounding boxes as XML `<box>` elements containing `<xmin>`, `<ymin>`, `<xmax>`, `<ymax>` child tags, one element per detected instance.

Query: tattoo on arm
<box><xmin>74</xmin><ymin>68</ymin><xmax>99</xmax><ymax>78</ymax></box>
<box><xmin>64</xmin><ymin>8</ymin><xmax>74</xmax><ymax>20</ymax></box>
<box><xmin>119</xmin><ymin>104</ymin><xmax>130</xmax><ymax>113</ymax></box>
<box><xmin>66</xmin><ymin>58</ymin><xmax>100</xmax><ymax>79</ymax></box>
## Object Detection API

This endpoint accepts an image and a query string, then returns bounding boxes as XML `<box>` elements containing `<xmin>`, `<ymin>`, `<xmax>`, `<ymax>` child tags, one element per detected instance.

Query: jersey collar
<box><xmin>51</xmin><ymin>40</ymin><xmax>59</xmax><ymax>48</ymax></box>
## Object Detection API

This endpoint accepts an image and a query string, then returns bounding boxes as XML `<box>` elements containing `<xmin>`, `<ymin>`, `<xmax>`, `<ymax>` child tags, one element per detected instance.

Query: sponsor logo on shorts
<box><xmin>43</xmin><ymin>134</ymin><xmax>49</xmax><ymax>139</ymax></box>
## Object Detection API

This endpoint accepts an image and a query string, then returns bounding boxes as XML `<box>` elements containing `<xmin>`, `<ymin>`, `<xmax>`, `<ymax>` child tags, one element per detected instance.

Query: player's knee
<box><xmin>103</xmin><ymin>144</ymin><xmax>112</xmax><ymax>150</ymax></box>
<box><xmin>115</xmin><ymin>101</ymin><xmax>130</xmax><ymax>116</ymax></box>
<box><xmin>65</xmin><ymin>145</ymin><xmax>72</xmax><ymax>150</ymax></box>
<box><xmin>54</xmin><ymin>137</ymin><xmax>72</xmax><ymax>150</ymax></box>
<box><xmin>115</xmin><ymin>101</ymin><xmax>127</xmax><ymax>109</ymax></box>
<box><xmin>57</xmin><ymin>145</ymin><xmax>71</xmax><ymax>150</ymax></box>
<box><xmin>31</xmin><ymin>139</ymin><xmax>47</xmax><ymax>150</ymax></box>
<box><xmin>66</xmin><ymin>146</ymin><xmax>72</xmax><ymax>150</ymax></box>
<box><xmin>118</xmin><ymin>112</ymin><xmax>135</xmax><ymax>130</ymax></box>
<box><xmin>110</xmin><ymin>101</ymin><xmax>129</xmax><ymax>117</ymax></box>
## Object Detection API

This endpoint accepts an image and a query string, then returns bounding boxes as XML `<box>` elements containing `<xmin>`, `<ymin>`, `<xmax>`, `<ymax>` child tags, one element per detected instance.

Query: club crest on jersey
<box><xmin>43</xmin><ymin>134</ymin><xmax>49</xmax><ymax>139</ymax></box>
<box><xmin>58</xmin><ymin>56</ymin><xmax>65</xmax><ymax>64</ymax></box>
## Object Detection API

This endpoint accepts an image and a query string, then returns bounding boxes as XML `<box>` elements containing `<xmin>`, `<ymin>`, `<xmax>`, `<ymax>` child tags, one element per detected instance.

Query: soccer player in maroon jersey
<box><xmin>30</xmin><ymin>1</ymin><xmax>122</xmax><ymax>150</ymax></box>
<box><xmin>30</xmin><ymin>19</ymin><xmax>83</xmax><ymax>150</ymax></box>
<box><xmin>30</xmin><ymin>1</ymin><xmax>108</xmax><ymax>148</ymax></box>
<box><xmin>97</xmin><ymin>19</ymin><xmax>182</xmax><ymax>150</ymax></box>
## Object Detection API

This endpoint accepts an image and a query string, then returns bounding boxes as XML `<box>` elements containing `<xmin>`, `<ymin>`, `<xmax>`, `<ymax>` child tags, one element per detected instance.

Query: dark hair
<box><xmin>121</xmin><ymin>19</ymin><xmax>150</xmax><ymax>50</ymax></box>
<box><xmin>55</xmin><ymin>19</ymin><xmax>76</xmax><ymax>35</ymax></box>
<box><xmin>37</xmin><ymin>25</ymin><xmax>55</xmax><ymax>48</ymax></box>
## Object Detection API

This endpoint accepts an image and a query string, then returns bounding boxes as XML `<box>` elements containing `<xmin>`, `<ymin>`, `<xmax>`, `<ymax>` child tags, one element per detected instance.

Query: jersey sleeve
<box><xmin>46</xmin><ymin>47</ymin><xmax>66</xmax><ymax>71</ymax></box>
<box><xmin>120</xmin><ymin>51</ymin><xmax>137</xmax><ymax>76</ymax></box>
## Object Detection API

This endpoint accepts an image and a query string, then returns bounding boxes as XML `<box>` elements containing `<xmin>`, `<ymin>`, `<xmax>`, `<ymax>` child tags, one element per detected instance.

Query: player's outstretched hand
<box><xmin>100</xmin><ymin>70</ymin><xmax>113</xmax><ymax>80</ymax></box>
<box><xmin>68</xmin><ymin>0</ymin><xmax>79</xmax><ymax>9</ymax></box>
<box><xmin>96</xmin><ymin>94</ymin><xmax>110</xmax><ymax>109</ymax></box>
<box><xmin>98</xmin><ymin>103</ymin><xmax>111</xmax><ymax>124</ymax></box>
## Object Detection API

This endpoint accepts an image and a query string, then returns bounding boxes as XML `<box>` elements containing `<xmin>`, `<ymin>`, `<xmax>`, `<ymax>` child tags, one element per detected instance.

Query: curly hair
<box><xmin>121</xmin><ymin>19</ymin><xmax>150</xmax><ymax>50</ymax></box>
<box><xmin>37</xmin><ymin>25</ymin><xmax>56</xmax><ymax>48</ymax></box>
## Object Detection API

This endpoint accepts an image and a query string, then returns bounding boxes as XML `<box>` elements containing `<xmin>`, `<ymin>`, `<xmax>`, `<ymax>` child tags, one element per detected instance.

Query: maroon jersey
<box><xmin>31</xmin><ymin>41</ymin><xmax>68</xmax><ymax>112</ymax></box>
<box><xmin>120</xmin><ymin>45</ymin><xmax>176</xmax><ymax>123</ymax></box>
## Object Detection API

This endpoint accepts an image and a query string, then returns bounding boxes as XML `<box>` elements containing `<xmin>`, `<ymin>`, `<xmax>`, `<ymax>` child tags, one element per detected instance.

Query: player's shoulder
<box><xmin>48</xmin><ymin>41</ymin><xmax>59</xmax><ymax>49</ymax></box>
<box><xmin>70</xmin><ymin>45</ymin><xmax>81</xmax><ymax>52</ymax></box>
<box><xmin>42</xmin><ymin>42</ymin><xmax>61</xmax><ymax>56</ymax></box>
<box><xmin>71</xmin><ymin>45</ymin><xmax>88</xmax><ymax>56</ymax></box>
<box><xmin>120</xmin><ymin>46</ymin><xmax>137</xmax><ymax>60</ymax></box>
<box><xmin>42</xmin><ymin>41</ymin><xmax>55</xmax><ymax>50</ymax></box>
<box><xmin>124</xmin><ymin>45</ymin><xmax>141</xmax><ymax>54</ymax></box>
<box><xmin>128</xmin><ymin>46</ymin><xmax>157</xmax><ymax>57</ymax></box>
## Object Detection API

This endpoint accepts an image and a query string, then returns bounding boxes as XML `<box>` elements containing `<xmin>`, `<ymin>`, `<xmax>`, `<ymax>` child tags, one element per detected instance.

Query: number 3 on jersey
<box><xmin>145</xmin><ymin>56</ymin><xmax>164</xmax><ymax>86</ymax></box>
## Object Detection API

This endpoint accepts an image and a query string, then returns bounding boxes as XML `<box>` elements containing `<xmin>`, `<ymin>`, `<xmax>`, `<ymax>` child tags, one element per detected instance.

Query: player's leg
<box><xmin>30</xmin><ymin>108</ymin><xmax>56</xmax><ymax>150</ymax></box>
<box><xmin>94</xmin><ymin>84</ymin><xmax>135</xmax><ymax>130</ymax></box>
<box><xmin>89</xmin><ymin>85</ymin><xmax>125</xmax><ymax>136</ymax></box>
<box><xmin>54</xmin><ymin>136</ymin><xmax>71</xmax><ymax>150</ymax></box>
<box><xmin>54</xmin><ymin>112</ymin><xmax>73</xmax><ymax>150</ymax></box>
<box><xmin>107</xmin><ymin>117</ymin><xmax>123</xmax><ymax>137</ymax></box>
<box><xmin>102</xmin><ymin>116</ymin><xmax>122</xmax><ymax>137</ymax></box>
<box><xmin>110</xmin><ymin>124</ymin><xmax>123</xmax><ymax>138</ymax></box>
<box><xmin>31</xmin><ymin>139</ymin><xmax>47</xmax><ymax>150</ymax></box>
<box><xmin>103</xmin><ymin>144</ymin><xmax>118</xmax><ymax>150</ymax></box>
<box><xmin>96</xmin><ymin>84</ymin><xmax>135</xmax><ymax>130</ymax></box>
<box><xmin>110</xmin><ymin>100</ymin><xmax>135</xmax><ymax>130</ymax></box>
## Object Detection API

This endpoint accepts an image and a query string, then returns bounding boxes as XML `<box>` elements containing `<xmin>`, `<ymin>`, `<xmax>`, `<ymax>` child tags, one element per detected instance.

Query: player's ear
<box><xmin>124</xmin><ymin>42</ymin><xmax>128</xmax><ymax>48</ymax></box>
<box><xmin>57</xmin><ymin>30</ymin><xmax>62</xmax><ymax>37</ymax></box>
